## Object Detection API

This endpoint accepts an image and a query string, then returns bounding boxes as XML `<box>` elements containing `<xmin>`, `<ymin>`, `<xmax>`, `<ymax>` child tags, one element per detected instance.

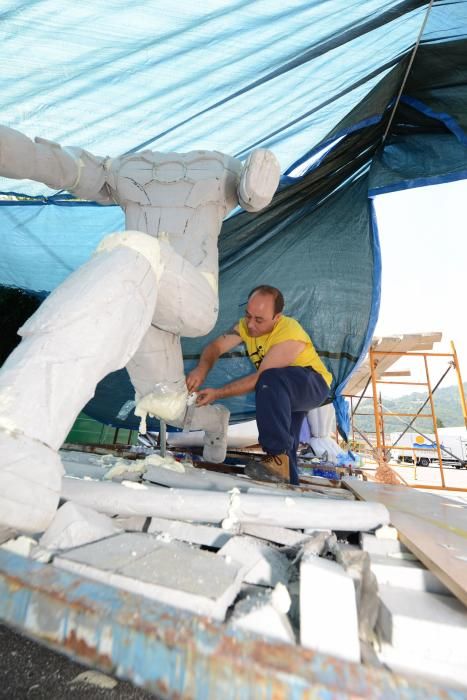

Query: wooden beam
<box><xmin>342</xmin><ymin>478</ymin><xmax>467</xmax><ymax>607</ymax></box>
<box><xmin>381</xmin><ymin>370</ymin><xmax>411</xmax><ymax>377</ymax></box>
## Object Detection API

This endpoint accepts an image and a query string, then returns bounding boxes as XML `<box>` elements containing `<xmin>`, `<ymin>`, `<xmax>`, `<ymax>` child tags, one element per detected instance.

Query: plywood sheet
<box><xmin>342</xmin><ymin>478</ymin><xmax>467</xmax><ymax>606</ymax></box>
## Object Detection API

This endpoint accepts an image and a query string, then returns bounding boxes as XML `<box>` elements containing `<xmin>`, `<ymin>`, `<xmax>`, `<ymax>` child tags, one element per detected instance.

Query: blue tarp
<box><xmin>1</xmin><ymin>0</ymin><xmax>467</xmax><ymax>432</ymax></box>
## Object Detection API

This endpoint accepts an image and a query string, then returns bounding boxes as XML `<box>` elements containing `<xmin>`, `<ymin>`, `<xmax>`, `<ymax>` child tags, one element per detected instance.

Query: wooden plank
<box><xmin>342</xmin><ymin>478</ymin><xmax>467</xmax><ymax>606</ymax></box>
<box><xmin>343</xmin><ymin>332</ymin><xmax>442</xmax><ymax>396</ymax></box>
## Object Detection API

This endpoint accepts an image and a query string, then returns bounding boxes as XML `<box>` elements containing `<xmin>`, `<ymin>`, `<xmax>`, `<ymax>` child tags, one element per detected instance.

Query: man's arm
<box><xmin>186</xmin><ymin>325</ymin><xmax>242</xmax><ymax>392</ymax></box>
<box><xmin>196</xmin><ymin>339</ymin><xmax>305</xmax><ymax>405</ymax></box>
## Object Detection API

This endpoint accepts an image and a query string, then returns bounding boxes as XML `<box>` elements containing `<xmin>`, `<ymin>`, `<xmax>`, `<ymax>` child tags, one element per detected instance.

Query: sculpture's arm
<box><xmin>0</xmin><ymin>126</ymin><xmax>112</xmax><ymax>204</ymax></box>
<box><xmin>237</xmin><ymin>148</ymin><xmax>281</xmax><ymax>212</ymax></box>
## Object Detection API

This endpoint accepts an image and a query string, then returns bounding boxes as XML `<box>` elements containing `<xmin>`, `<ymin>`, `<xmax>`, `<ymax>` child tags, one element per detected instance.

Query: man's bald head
<box><xmin>245</xmin><ymin>285</ymin><xmax>284</xmax><ymax>337</ymax></box>
<box><xmin>248</xmin><ymin>285</ymin><xmax>284</xmax><ymax>315</ymax></box>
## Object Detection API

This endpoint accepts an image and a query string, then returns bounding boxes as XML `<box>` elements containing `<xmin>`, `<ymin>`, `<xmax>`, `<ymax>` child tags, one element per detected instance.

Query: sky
<box><xmin>372</xmin><ymin>179</ymin><xmax>467</xmax><ymax>399</ymax></box>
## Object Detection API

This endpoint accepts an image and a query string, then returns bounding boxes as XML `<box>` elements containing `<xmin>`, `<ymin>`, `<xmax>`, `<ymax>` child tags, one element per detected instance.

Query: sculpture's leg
<box><xmin>127</xmin><ymin>327</ymin><xmax>230</xmax><ymax>463</ymax></box>
<box><xmin>0</xmin><ymin>238</ymin><xmax>159</xmax><ymax>532</ymax></box>
<box><xmin>126</xmin><ymin>245</ymin><xmax>230</xmax><ymax>463</ymax></box>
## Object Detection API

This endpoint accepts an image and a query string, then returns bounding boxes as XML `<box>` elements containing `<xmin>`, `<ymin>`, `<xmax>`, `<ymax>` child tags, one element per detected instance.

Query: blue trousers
<box><xmin>255</xmin><ymin>367</ymin><xmax>330</xmax><ymax>485</ymax></box>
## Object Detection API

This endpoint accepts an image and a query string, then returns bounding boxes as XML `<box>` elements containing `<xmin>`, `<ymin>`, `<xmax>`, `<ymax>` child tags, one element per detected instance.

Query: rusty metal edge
<box><xmin>0</xmin><ymin>550</ymin><xmax>462</xmax><ymax>700</ymax></box>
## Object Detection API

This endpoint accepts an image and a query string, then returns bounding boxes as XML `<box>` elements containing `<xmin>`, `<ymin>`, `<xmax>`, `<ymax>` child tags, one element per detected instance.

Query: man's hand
<box><xmin>196</xmin><ymin>388</ymin><xmax>219</xmax><ymax>406</ymax></box>
<box><xmin>186</xmin><ymin>366</ymin><xmax>207</xmax><ymax>392</ymax></box>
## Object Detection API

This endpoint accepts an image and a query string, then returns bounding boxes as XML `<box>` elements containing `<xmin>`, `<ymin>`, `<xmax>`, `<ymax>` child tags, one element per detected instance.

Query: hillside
<box><xmin>352</xmin><ymin>382</ymin><xmax>467</xmax><ymax>435</ymax></box>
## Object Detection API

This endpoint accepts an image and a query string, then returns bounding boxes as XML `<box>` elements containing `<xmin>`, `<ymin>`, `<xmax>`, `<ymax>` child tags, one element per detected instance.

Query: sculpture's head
<box><xmin>244</xmin><ymin>285</ymin><xmax>283</xmax><ymax>337</ymax></box>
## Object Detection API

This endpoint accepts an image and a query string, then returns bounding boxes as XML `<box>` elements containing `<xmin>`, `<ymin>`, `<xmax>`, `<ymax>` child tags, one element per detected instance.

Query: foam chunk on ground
<box><xmin>377</xmin><ymin>585</ymin><xmax>467</xmax><ymax>687</ymax></box>
<box><xmin>370</xmin><ymin>555</ymin><xmax>450</xmax><ymax>595</ymax></box>
<box><xmin>360</xmin><ymin>533</ymin><xmax>411</xmax><ymax>557</ymax></box>
<box><xmin>300</xmin><ymin>555</ymin><xmax>360</xmax><ymax>663</ymax></box>
<box><xmin>39</xmin><ymin>502</ymin><xmax>121</xmax><ymax>550</ymax></box>
<box><xmin>218</xmin><ymin>535</ymin><xmax>289</xmax><ymax>586</ymax></box>
<box><xmin>54</xmin><ymin>532</ymin><xmax>244</xmax><ymax>621</ymax></box>
<box><xmin>240</xmin><ymin>523</ymin><xmax>310</xmax><ymax>547</ymax></box>
<box><xmin>230</xmin><ymin>583</ymin><xmax>295</xmax><ymax>644</ymax></box>
<box><xmin>148</xmin><ymin>517</ymin><xmax>232</xmax><ymax>547</ymax></box>
<box><xmin>377</xmin><ymin>585</ymin><xmax>467</xmax><ymax>661</ymax></box>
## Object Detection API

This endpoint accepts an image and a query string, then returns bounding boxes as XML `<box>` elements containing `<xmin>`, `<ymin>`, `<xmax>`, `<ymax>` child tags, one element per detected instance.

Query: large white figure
<box><xmin>0</xmin><ymin>126</ymin><xmax>280</xmax><ymax>532</ymax></box>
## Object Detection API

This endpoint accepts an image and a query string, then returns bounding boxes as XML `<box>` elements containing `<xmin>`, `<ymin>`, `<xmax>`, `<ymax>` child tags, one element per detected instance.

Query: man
<box><xmin>186</xmin><ymin>285</ymin><xmax>332</xmax><ymax>484</ymax></box>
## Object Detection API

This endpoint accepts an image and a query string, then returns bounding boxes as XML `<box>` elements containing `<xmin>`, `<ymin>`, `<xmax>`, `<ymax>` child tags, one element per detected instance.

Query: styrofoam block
<box><xmin>56</xmin><ymin>532</ymin><xmax>158</xmax><ymax>568</ymax></box>
<box><xmin>374</xmin><ymin>525</ymin><xmax>399</xmax><ymax>540</ymax></box>
<box><xmin>240</xmin><ymin>524</ymin><xmax>310</xmax><ymax>547</ymax></box>
<box><xmin>219</xmin><ymin>536</ymin><xmax>289</xmax><ymax>587</ymax></box>
<box><xmin>230</xmin><ymin>585</ymin><xmax>295</xmax><ymax>644</ymax></box>
<box><xmin>54</xmin><ymin>532</ymin><xmax>244</xmax><ymax>621</ymax></box>
<box><xmin>147</xmin><ymin>517</ymin><xmax>232</xmax><ymax>548</ymax></box>
<box><xmin>377</xmin><ymin>640</ymin><xmax>467</xmax><ymax>690</ymax></box>
<box><xmin>39</xmin><ymin>502</ymin><xmax>121</xmax><ymax>551</ymax></box>
<box><xmin>360</xmin><ymin>533</ymin><xmax>411</xmax><ymax>557</ymax></box>
<box><xmin>113</xmin><ymin>516</ymin><xmax>149</xmax><ymax>531</ymax></box>
<box><xmin>370</xmin><ymin>555</ymin><xmax>450</xmax><ymax>595</ymax></box>
<box><xmin>377</xmin><ymin>585</ymin><xmax>467</xmax><ymax>665</ymax></box>
<box><xmin>300</xmin><ymin>555</ymin><xmax>360</xmax><ymax>663</ymax></box>
<box><xmin>0</xmin><ymin>535</ymin><xmax>37</xmax><ymax>557</ymax></box>
<box><xmin>299</xmin><ymin>531</ymin><xmax>333</xmax><ymax>558</ymax></box>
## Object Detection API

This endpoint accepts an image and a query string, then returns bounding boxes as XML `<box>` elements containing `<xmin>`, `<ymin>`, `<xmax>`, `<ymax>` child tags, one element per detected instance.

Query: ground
<box><xmin>0</xmin><ymin>624</ymin><xmax>159</xmax><ymax>699</ymax></box>
<box><xmin>362</xmin><ymin>460</ymin><xmax>467</xmax><ymax>498</ymax></box>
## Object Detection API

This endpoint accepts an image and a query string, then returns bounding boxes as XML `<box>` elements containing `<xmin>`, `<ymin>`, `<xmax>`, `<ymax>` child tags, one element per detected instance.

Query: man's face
<box><xmin>245</xmin><ymin>293</ymin><xmax>279</xmax><ymax>337</ymax></box>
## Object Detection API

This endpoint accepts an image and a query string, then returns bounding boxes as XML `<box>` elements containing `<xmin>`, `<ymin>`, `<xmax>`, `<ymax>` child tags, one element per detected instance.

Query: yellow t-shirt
<box><xmin>238</xmin><ymin>315</ymin><xmax>332</xmax><ymax>387</ymax></box>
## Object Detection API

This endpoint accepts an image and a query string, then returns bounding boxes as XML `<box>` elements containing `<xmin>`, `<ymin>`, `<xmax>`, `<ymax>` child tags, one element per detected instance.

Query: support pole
<box><xmin>451</xmin><ymin>340</ymin><xmax>467</xmax><ymax>430</ymax></box>
<box><xmin>424</xmin><ymin>355</ymin><xmax>446</xmax><ymax>488</ymax></box>
<box><xmin>159</xmin><ymin>419</ymin><xmax>167</xmax><ymax>457</ymax></box>
<box><xmin>369</xmin><ymin>348</ymin><xmax>385</xmax><ymax>468</ymax></box>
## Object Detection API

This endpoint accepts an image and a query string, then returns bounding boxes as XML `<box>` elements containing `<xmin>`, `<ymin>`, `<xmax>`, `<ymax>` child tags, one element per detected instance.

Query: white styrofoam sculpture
<box><xmin>0</xmin><ymin>126</ymin><xmax>281</xmax><ymax>532</ymax></box>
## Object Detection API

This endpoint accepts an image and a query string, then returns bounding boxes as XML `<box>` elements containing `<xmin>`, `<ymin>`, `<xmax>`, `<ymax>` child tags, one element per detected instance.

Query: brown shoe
<box><xmin>245</xmin><ymin>453</ymin><xmax>290</xmax><ymax>483</ymax></box>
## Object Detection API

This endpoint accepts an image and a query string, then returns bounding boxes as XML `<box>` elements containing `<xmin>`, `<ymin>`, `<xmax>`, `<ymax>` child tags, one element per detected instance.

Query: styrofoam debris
<box><xmin>230</xmin><ymin>584</ymin><xmax>295</xmax><ymax>644</ymax></box>
<box><xmin>300</xmin><ymin>554</ymin><xmax>360</xmax><ymax>663</ymax></box>
<box><xmin>218</xmin><ymin>535</ymin><xmax>289</xmax><ymax>587</ymax></box>
<box><xmin>0</xmin><ymin>535</ymin><xmax>37</xmax><ymax>557</ymax></box>
<box><xmin>54</xmin><ymin>532</ymin><xmax>245</xmax><ymax>621</ymax></box>
<box><xmin>39</xmin><ymin>502</ymin><xmax>121</xmax><ymax>551</ymax></box>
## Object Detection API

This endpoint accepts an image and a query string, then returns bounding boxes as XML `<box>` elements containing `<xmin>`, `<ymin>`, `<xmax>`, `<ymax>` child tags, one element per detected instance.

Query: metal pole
<box><xmin>387</xmin><ymin>363</ymin><xmax>452</xmax><ymax>452</ymax></box>
<box><xmin>369</xmin><ymin>348</ymin><xmax>384</xmax><ymax>468</ymax></box>
<box><xmin>159</xmin><ymin>419</ymin><xmax>167</xmax><ymax>457</ymax></box>
<box><xmin>451</xmin><ymin>340</ymin><xmax>467</xmax><ymax>429</ymax></box>
<box><xmin>424</xmin><ymin>354</ymin><xmax>446</xmax><ymax>488</ymax></box>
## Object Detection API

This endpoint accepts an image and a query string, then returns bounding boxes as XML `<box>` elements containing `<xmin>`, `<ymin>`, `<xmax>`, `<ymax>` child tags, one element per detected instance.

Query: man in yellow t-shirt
<box><xmin>186</xmin><ymin>285</ymin><xmax>332</xmax><ymax>484</ymax></box>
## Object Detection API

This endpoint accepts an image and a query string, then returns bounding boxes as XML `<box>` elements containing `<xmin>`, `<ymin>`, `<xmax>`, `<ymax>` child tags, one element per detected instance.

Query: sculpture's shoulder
<box><xmin>118</xmin><ymin>149</ymin><xmax>241</xmax><ymax>176</ymax></box>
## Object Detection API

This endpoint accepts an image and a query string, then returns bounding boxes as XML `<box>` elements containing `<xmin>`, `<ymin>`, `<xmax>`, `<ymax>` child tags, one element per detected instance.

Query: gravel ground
<box><xmin>0</xmin><ymin>624</ymin><xmax>160</xmax><ymax>699</ymax></box>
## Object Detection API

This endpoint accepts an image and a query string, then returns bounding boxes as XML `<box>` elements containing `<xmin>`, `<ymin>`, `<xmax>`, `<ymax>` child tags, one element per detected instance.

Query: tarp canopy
<box><xmin>1</xmin><ymin>0</ymin><xmax>467</xmax><ymax>433</ymax></box>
